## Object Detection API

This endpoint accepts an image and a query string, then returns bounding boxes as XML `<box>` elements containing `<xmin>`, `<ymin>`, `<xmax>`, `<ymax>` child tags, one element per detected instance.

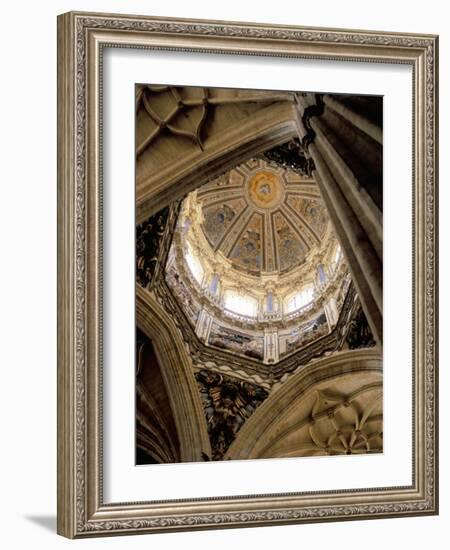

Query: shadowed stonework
<box><xmin>195</xmin><ymin>370</ymin><xmax>268</xmax><ymax>460</ymax></box>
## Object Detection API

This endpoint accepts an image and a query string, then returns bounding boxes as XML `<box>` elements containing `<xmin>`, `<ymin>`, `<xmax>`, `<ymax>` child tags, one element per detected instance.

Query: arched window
<box><xmin>285</xmin><ymin>286</ymin><xmax>314</xmax><ymax>313</ymax></box>
<box><xmin>209</xmin><ymin>273</ymin><xmax>220</xmax><ymax>295</ymax></box>
<box><xmin>224</xmin><ymin>290</ymin><xmax>258</xmax><ymax>318</ymax></box>
<box><xmin>317</xmin><ymin>263</ymin><xmax>327</xmax><ymax>284</ymax></box>
<box><xmin>184</xmin><ymin>243</ymin><xmax>204</xmax><ymax>285</ymax></box>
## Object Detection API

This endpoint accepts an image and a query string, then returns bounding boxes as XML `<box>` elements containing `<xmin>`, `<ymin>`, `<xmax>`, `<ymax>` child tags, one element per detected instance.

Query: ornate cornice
<box><xmin>82</xmin><ymin>499</ymin><xmax>434</xmax><ymax>534</ymax></box>
<box><xmin>78</xmin><ymin>14</ymin><xmax>435</xmax><ymax>49</ymax></box>
<box><xmin>156</xmin><ymin>273</ymin><xmax>364</xmax><ymax>386</ymax></box>
<box><xmin>169</xmin><ymin>228</ymin><xmax>349</xmax><ymax>332</ymax></box>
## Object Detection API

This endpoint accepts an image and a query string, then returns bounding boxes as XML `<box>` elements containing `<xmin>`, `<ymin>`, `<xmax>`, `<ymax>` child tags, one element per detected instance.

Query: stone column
<box><xmin>295</xmin><ymin>93</ymin><xmax>383</xmax><ymax>345</ymax></box>
<box><xmin>322</xmin><ymin>94</ymin><xmax>382</xmax><ymax>145</ymax></box>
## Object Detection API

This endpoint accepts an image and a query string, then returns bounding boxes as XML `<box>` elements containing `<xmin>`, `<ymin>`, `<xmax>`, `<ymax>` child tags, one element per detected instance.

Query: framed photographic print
<box><xmin>57</xmin><ymin>11</ymin><xmax>439</xmax><ymax>538</ymax></box>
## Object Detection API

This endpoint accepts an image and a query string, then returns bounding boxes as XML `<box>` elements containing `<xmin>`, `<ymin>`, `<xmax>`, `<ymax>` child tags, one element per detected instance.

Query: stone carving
<box><xmin>208</xmin><ymin>322</ymin><xmax>264</xmax><ymax>361</ymax></box>
<box><xmin>297</xmin><ymin>93</ymin><xmax>325</xmax><ymax>148</ymax></box>
<box><xmin>165</xmin><ymin>264</ymin><xmax>201</xmax><ymax>324</ymax></box>
<box><xmin>157</xmin><ymin>272</ymin><xmax>364</xmax><ymax>386</ymax></box>
<box><xmin>136</xmin><ymin>201</ymin><xmax>181</xmax><ymax>289</ymax></box>
<box><xmin>345</xmin><ymin>306</ymin><xmax>376</xmax><ymax>350</ymax></box>
<box><xmin>279</xmin><ymin>312</ymin><xmax>328</xmax><ymax>358</ymax></box>
<box><xmin>136</xmin><ymin>207</ymin><xmax>169</xmax><ymax>287</ymax></box>
<box><xmin>305</xmin><ymin>388</ymin><xmax>382</xmax><ymax>456</ymax></box>
<box><xmin>136</xmin><ymin>86</ymin><xmax>213</xmax><ymax>155</ymax></box>
<box><xmin>262</xmin><ymin>138</ymin><xmax>315</xmax><ymax>177</ymax></box>
<box><xmin>136</xmin><ymin>85</ymin><xmax>294</xmax><ymax>158</ymax></box>
<box><xmin>195</xmin><ymin>369</ymin><xmax>268</xmax><ymax>460</ymax></box>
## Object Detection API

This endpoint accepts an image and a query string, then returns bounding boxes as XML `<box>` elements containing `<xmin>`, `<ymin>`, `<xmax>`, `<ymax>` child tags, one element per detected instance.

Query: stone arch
<box><xmin>136</xmin><ymin>285</ymin><xmax>211</xmax><ymax>462</ymax></box>
<box><xmin>225</xmin><ymin>348</ymin><xmax>382</xmax><ymax>460</ymax></box>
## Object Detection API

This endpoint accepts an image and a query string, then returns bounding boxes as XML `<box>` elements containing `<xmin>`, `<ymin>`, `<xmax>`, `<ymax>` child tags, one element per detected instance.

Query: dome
<box><xmin>164</xmin><ymin>156</ymin><xmax>350</xmax><ymax>365</ymax></box>
<box><xmin>197</xmin><ymin>158</ymin><xmax>329</xmax><ymax>277</ymax></box>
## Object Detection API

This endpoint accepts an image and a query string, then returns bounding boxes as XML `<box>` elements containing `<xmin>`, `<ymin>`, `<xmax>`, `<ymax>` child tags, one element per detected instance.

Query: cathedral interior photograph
<box><xmin>135</xmin><ymin>85</ymin><xmax>383</xmax><ymax>464</ymax></box>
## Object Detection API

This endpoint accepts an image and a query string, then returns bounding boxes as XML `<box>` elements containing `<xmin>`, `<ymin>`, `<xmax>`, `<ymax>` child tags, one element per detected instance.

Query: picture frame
<box><xmin>57</xmin><ymin>11</ymin><xmax>439</xmax><ymax>538</ymax></box>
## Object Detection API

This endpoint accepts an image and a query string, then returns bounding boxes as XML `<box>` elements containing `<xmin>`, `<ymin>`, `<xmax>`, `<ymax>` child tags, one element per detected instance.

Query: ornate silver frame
<box><xmin>57</xmin><ymin>11</ymin><xmax>439</xmax><ymax>538</ymax></box>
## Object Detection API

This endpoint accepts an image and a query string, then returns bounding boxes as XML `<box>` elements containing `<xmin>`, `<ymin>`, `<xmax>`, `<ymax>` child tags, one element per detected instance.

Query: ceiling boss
<box><xmin>246</xmin><ymin>170</ymin><xmax>284</xmax><ymax>210</ymax></box>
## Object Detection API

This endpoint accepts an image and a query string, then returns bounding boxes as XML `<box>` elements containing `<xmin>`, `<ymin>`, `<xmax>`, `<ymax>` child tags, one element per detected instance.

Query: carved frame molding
<box><xmin>57</xmin><ymin>11</ymin><xmax>438</xmax><ymax>538</ymax></box>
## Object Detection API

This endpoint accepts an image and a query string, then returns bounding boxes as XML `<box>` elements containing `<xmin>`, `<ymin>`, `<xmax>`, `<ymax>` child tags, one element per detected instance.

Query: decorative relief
<box><xmin>297</xmin><ymin>93</ymin><xmax>325</xmax><ymax>148</ymax></box>
<box><xmin>136</xmin><ymin>85</ymin><xmax>295</xmax><ymax>158</ymax></box>
<box><xmin>161</xmin><ymin>211</ymin><xmax>355</xmax><ymax>368</ymax></box>
<box><xmin>83</xmin><ymin>497</ymin><xmax>435</xmax><ymax>533</ymax></box>
<box><xmin>136</xmin><ymin>86</ymin><xmax>216</xmax><ymax>155</ymax></box>
<box><xmin>279</xmin><ymin>312</ymin><xmax>328</xmax><ymax>358</ymax></box>
<box><xmin>208</xmin><ymin>322</ymin><xmax>264</xmax><ymax>361</ymax></box>
<box><xmin>262</xmin><ymin>138</ymin><xmax>315</xmax><ymax>177</ymax></box>
<box><xmin>345</xmin><ymin>306</ymin><xmax>376</xmax><ymax>350</ymax></box>
<box><xmin>156</xmin><ymin>271</ymin><xmax>365</xmax><ymax>386</ymax></box>
<box><xmin>304</xmin><ymin>388</ymin><xmax>382</xmax><ymax>456</ymax></box>
<box><xmin>256</xmin><ymin>384</ymin><xmax>383</xmax><ymax>460</ymax></box>
<box><xmin>195</xmin><ymin>369</ymin><xmax>268</xmax><ymax>460</ymax></box>
<box><xmin>165</xmin><ymin>264</ymin><xmax>201</xmax><ymax>324</ymax></box>
<box><xmin>136</xmin><ymin>207</ymin><xmax>170</xmax><ymax>287</ymax></box>
<box><xmin>82</xmin><ymin>14</ymin><xmax>434</xmax><ymax>49</ymax></box>
<box><xmin>136</xmin><ymin>202</ymin><xmax>181</xmax><ymax>289</ymax></box>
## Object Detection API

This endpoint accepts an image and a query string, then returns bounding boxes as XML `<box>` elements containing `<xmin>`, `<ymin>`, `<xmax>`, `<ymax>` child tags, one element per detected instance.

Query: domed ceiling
<box><xmin>196</xmin><ymin>158</ymin><xmax>329</xmax><ymax>277</ymax></box>
<box><xmin>161</xmin><ymin>154</ymin><xmax>351</xmax><ymax>367</ymax></box>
